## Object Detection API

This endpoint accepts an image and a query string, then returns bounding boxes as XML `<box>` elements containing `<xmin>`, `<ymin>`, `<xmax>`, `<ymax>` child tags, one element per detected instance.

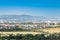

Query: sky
<box><xmin>0</xmin><ymin>0</ymin><xmax>60</xmax><ymax>18</ymax></box>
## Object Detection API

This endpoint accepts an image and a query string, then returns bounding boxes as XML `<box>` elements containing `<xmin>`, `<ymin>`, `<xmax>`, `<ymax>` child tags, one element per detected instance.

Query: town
<box><xmin>0</xmin><ymin>20</ymin><xmax>60</xmax><ymax>30</ymax></box>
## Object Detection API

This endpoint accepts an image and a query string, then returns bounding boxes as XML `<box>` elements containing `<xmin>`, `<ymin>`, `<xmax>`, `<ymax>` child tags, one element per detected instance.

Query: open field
<box><xmin>33</xmin><ymin>28</ymin><xmax>60</xmax><ymax>34</ymax></box>
<box><xmin>0</xmin><ymin>31</ymin><xmax>41</xmax><ymax>36</ymax></box>
<box><xmin>0</xmin><ymin>28</ymin><xmax>60</xmax><ymax>36</ymax></box>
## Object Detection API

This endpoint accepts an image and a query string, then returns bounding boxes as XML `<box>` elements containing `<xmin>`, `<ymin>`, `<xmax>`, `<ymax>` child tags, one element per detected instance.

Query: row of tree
<box><xmin>0</xmin><ymin>33</ymin><xmax>60</xmax><ymax>40</ymax></box>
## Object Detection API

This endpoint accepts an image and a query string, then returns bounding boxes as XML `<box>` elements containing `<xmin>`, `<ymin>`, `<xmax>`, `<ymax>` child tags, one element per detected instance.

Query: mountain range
<box><xmin>0</xmin><ymin>15</ymin><xmax>59</xmax><ymax>22</ymax></box>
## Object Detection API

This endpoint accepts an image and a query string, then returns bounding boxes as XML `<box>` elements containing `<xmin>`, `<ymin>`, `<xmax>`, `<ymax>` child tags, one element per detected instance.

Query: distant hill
<box><xmin>0</xmin><ymin>15</ymin><xmax>60</xmax><ymax>22</ymax></box>
<box><xmin>0</xmin><ymin>15</ymin><xmax>44</xmax><ymax>21</ymax></box>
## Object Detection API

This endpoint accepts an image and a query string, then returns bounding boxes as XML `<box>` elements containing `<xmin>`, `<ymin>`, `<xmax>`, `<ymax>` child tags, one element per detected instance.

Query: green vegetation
<box><xmin>0</xmin><ymin>33</ymin><xmax>60</xmax><ymax>40</ymax></box>
<box><xmin>0</xmin><ymin>28</ymin><xmax>31</xmax><ymax>32</ymax></box>
<box><xmin>0</xmin><ymin>28</ymin><xmax>60</xmax><ymax>40</ymax></box>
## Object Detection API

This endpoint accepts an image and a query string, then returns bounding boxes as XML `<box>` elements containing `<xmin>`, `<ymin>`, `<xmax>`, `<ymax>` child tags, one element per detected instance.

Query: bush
<box><xmin>0</xmin><ymin>33</ymin><xmax>60</xmax><ymax>40</ymax></box>
<box><xmin>22</xmin><ymin>34</ymin><xmax>34</xmax><ymax>40</ymax></box>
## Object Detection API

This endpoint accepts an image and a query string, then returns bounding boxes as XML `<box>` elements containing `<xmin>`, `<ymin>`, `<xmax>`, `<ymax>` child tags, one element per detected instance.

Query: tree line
<box><xmin>0</xmin><ymin>33</ymin><xmax>60</xmax><ymax>40</ymax></box>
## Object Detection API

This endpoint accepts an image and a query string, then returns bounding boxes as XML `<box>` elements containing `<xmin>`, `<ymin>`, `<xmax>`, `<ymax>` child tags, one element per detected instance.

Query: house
<box><xmin>0</xmin><ymin>24</ymin><xmax>16</xmax><ymax>29</ymax></box>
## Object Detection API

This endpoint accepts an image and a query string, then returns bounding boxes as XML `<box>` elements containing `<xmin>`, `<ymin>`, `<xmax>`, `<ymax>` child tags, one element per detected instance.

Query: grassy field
<box><xmin>33</xmin><ymin>28</ymin><xmax>60</xmax><ymax>34</ymax></box>
<box><xmin>0</xmin><ymin>31</ymin><xmax>41</xmax><ymax>36</ymax></box>
<box><xmin>0</xmin><ymin>28</ymin><xmax>60</xmax><ymax>36</ymax></box>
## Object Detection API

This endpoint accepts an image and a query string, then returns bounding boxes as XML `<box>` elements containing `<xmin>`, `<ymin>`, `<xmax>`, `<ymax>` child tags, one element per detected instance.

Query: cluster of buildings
<box><xmin>0</xmin><ymin>24</ymin><xmax>16</xmax><ymax>30</ymax></box>
<box><xmin>0</xmin><ymin>20</ymin><xmax>60</xmax><ymax>30</ymax></box>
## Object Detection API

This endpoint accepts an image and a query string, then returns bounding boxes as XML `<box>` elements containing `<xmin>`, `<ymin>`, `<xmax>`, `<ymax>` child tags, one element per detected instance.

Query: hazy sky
<box><xmin>0</xmin><ymin>0</ymin><xmax>60</xmax><ymax>18</ymax></box>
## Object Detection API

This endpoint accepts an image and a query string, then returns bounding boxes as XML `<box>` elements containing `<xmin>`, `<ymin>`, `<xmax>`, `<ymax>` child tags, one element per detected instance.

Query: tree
<box><xmin>22</xmin><ymin>34</ymin><xmax>34</xmax><ymax>40</ymax></box>
<box><xmin>34</xmin><ymin>34</ymin><xmax>45</xmax><ymax>40</ymax></box>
